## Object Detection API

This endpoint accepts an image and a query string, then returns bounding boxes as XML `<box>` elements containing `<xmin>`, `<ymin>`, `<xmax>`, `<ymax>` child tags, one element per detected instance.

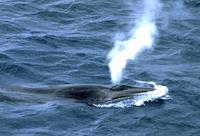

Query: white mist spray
<box><xmin>108</xmin><ymin>0</ymin><xmax>162</xmax><ymax>84</ymax></box>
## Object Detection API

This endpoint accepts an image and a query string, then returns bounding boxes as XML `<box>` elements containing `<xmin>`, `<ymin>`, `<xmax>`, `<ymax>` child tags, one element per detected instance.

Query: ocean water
<box><xmin>0</xmin><ymin>0</ymin><xmax>200</xmax><ymax>136</ymax></box>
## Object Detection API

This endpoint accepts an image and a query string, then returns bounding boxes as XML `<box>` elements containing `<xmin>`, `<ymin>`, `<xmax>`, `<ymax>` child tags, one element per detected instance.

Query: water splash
<box><xmin>108</xmin><ymin>0</ymin><xmax>162</xmax><ymax>84</ymax></box>
<box><xmin>94</xmin><ymin>81</ymin><xmax>169</xmax><ymax>108</ymax></box>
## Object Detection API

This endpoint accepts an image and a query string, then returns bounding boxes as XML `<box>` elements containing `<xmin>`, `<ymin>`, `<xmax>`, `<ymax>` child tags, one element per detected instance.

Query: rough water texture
<box><xmin>0</xmin><ymin>0</ymin><xmax>200</xmax><ymax>136</ymax></box>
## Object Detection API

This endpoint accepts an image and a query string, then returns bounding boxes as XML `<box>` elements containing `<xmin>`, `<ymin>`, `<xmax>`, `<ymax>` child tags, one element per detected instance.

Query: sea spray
<box><xmin>108</xmin><ymin>0</ymin><xmax>162</xmax><ymax>84</ymax></box>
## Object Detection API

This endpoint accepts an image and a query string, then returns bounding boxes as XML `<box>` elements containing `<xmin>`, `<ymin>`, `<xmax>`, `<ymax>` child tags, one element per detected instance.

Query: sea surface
<box><xmin>0</xmin><ymin>0</ymin><xmax>200</xmax><ymax>136</ymax></box>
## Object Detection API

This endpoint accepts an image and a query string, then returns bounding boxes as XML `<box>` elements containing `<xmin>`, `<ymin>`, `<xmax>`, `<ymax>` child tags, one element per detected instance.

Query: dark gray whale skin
<box><xmin>13</xmin><ymin>84</ymin><xmax>154</xmax><ymax>105</ymax></box>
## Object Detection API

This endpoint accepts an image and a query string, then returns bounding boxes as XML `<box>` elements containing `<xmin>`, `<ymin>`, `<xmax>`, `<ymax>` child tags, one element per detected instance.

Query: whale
<box><xmin>10</xmin><ymin>84</ymin><xmax>155</xmax><ymax>105</ymax></box>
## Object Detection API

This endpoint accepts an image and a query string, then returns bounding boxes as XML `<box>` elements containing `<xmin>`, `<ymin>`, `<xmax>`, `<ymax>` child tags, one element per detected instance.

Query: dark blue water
<box><xmin>0</xmin><ymin>0</ymin><xmax>200</xmax><ymax>135</ymax></box>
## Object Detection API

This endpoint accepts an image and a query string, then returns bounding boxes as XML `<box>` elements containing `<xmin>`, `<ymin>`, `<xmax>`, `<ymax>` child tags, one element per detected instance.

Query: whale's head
<box><xmin>83</xmin><ymin>84</ymin><xmax>155</xmax><ymax>105</ymax></box>
<box><xmin>103</xmin><ymin>84</ymin><xmax>155</xmax><ymax>104</ymax></box>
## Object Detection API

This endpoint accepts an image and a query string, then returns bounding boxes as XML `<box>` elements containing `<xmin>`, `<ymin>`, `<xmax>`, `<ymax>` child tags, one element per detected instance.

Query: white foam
<box><xmin>94</xmin><ymin>81</ymin><xmax>169</xmax><ymax>108</ymax></box>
